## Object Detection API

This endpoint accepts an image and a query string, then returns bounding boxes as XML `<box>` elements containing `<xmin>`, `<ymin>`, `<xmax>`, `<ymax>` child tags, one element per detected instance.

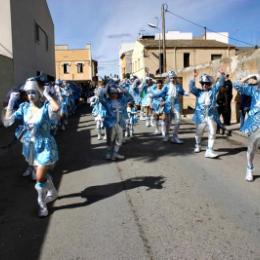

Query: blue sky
<box><xmin>47</xmin><ymin>0</ymin><xmax>260</xmax><ymax>76</ymax></box>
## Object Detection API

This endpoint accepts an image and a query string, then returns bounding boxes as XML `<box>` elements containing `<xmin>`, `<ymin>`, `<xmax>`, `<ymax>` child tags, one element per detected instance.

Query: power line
<box><xmin>166</xmin><ymin>9</ymin><xmax>255</xmax><ymax>47</ymax></box>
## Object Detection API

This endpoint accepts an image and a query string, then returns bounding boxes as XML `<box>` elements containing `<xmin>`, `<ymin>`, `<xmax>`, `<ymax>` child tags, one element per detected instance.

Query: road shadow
<box><xmin>0</xmin><ymin>104</ymin><xmax>91</xmax><ymax>260</ymax></box>
<box><xmin>0</xmin><ymin>106</ymin><xmax>247</xmax><ymax>259</ymax></box>
<box><xmin>254</xmin><ymin>175</ymin><xmax>260</xmax><ymax>180</ymax></box>
<box><xmin>216</xmin><ymin>147</ymin><xmax>247</xmax><ymax>158</ymax></box>
<box><xmin>52</xmin><ymin>176</ymin><xmax>165</xmax><ymax>212</ymax></box>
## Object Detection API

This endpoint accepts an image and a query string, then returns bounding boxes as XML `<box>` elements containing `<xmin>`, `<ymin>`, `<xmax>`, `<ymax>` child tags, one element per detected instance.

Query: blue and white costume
<box><xmin>125</xmin><ymin>104</ymin><xmax>138</xmax><ymax>138</ymax></box>
<box><xmin>120</xmin><ymin>79</ymin><xmax>134</xmax><ymax>102</ymax></box>
<box><xmin>4</xmin><ymin>100</ymin><xmax>59</xmax><ymax>167</ymax></box>
<box><xmin>233</xmin><ymin>76</ymin><xmax>260</xmax><ymax>181</ymax></box>
<box><xmin>189</xmin><ymin>73</ymin><xmax>225</xmax><ymax>158</ymax></box>
<box><xmin>140</xmin><ymin>78</ymin><xmax>154</xmax><ymax>127</ymax></box>
<box><xmin>99</xmin><ymin>84</ymin><xmax>128</xmax><ymax>160</ymax></box>
<box><xmin>129</xmin><ymin>78</ymin><xmax>142</xmax><ymax>107</ymax></box>
<box><xmin>3</xmin><ymin>77</ymin><xmax>59</xmax><ymax>217</ymax></box>
<box><xmin>151</xmin><ymin>71</ymin><xmax>186</xmax><ymax>143</ymax></box>
<box><xmin>90</xmin><ymin>92</ymin><xmax>107</xmax><ymax>140</ymax></box>
<box><xmin>150</xmin><ymin>83</ymin><xmax>165</xmax><ymax>135</ymax></box>
<box><xmin>154</xmin><ymin>83</ymin><xmax>185</xmax><ymax>141</ymax></box>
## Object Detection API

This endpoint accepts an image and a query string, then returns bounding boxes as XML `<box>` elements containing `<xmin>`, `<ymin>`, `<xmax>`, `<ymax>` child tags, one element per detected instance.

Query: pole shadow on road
<box><xmin>51</xmin><ymin>176</ymin><xmax>166</xmax><ymax>212</ymax></box>
<box><xmin>216</xmin><ymin>147</ymin><xmax>247</xmax><ymax>158</ymax></box>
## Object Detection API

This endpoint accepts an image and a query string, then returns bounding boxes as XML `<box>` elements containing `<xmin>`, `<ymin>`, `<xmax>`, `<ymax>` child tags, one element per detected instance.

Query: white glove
<box><xmin>43</xmin><ymin>85</ymin><xmax>52</xmax><ymax>101</ymax></box>
<box><xmin>96</xmin><ymin>115</ymin><xmax>103</xmax><ymax>121</ymax></box>
<box><xmin>184</xmin><ymin>91</ymin><xmax>189</xmax><ymax>96</ymax></box>
<box><xmin>7</xmin><ymin>92</ymin><xmax>20</xmax><ymax>109</ymax></box>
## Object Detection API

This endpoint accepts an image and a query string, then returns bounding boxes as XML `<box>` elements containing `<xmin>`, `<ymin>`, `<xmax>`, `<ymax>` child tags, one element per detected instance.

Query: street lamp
<box><xmin>148</xmin><ymin>18</ymin><xmax>162</xmax><ymax>76</ymax></box>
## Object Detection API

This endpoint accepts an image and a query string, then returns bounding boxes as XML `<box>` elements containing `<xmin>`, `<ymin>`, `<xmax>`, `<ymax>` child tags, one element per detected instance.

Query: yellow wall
<box><xmin>55</xmin><ymin>48</ymin><xmax>92</xmax><ymax>81</ymax></box>
<box><xmin>131</xmin><ymin>41</ymin><xmax>146</xmax><ymax>78</ymax></box>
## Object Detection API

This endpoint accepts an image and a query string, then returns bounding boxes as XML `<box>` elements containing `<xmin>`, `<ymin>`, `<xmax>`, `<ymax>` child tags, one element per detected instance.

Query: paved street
<box><xmin>1</xmin><ymin>105</ymin><xmax>260</xmax><ymax>260</ymax></box>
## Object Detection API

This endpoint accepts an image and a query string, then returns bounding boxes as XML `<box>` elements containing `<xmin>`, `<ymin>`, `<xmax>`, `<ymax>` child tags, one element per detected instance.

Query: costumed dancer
<box><xmin>129</xmin><ymin>76</ymin><xmax>142</xmax><ymax>112</ymax></box>
<box><xmin>151</xmin><ymin>71</ymin><xmax>188</xmax><ymax>143</ymax></box>
<box><xmin>233</xmin><ymin>74</ymin><xmax>260</xmax><ymax>181</ymax></box>
<box><xmin>125</xmin><ymin>101</ymin><xmax>138</xmax><ymax>138</ymax></box>
<box><xmin>189</xmin><ymin>69</ymin><xmax>225</xmax><ymax>158</ymax></box>
<box><xmin>99</xmin><ymin>82</ymin><xmax>128</xmax><ymax>160</ymax></box>
<box><xmin>2</xmin><ymin>77</ymin><xmax>60</xmax><ymax>217</ymax></box>
<box><xmin>140</xmin><ymin>77</ymin><xmax>154</xmax><ymax>127</ymax></box>
<box><xmin>151</xmin><ymin>79</ymin><xmax>165</xmax><ymax>135</ymax></box>
<box><xmin>89</xmin><ymin>92</ymin><xmax>107</xmax><ymax>140</ymax></box>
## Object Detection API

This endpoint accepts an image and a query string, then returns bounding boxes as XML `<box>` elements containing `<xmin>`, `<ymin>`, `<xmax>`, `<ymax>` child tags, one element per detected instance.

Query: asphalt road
<box><xmin>1</xmin><ymin>105</ymin><xmax>260</xmax><ymax>260</ymax></box>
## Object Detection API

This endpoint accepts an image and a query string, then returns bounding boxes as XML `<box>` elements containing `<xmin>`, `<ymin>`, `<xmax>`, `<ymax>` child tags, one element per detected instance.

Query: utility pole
<box><xmin>161</xmin><ymin>3</ymin><xmax>167</xmax><ymax>73</ymax></box>
<box><xmin>204</xmin><ymin>26</ymin><xmax>207</xmax><ymax>40</ymax></box>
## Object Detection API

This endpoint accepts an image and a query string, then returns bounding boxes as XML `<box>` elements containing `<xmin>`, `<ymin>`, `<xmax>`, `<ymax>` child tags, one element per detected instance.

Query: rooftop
<box><xmin>138</xmin><ymin>39</ymin><xmax>236</xmax><ymax>49</ymax></box>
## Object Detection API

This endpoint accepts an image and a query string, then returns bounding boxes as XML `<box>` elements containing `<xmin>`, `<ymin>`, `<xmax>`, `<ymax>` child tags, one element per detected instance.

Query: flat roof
<box><xmin>138</xmin><ymin>39</ymin><xmax>236</xmax><ymax>49</ymax></box>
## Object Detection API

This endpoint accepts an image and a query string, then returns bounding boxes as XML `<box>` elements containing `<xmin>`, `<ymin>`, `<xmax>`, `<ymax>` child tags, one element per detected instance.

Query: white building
<box><xmin>155</xmin><ymin>31</ymin><xmax>229</xmax><ymax>44</ymax></box>
<box><xmin>0</xmin><ymin>0</ymin><xmax>55</xmax><ymax>108</ymax></box>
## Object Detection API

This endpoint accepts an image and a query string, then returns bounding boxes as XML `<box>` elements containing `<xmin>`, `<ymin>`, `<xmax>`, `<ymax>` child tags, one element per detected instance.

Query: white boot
<box><xmin>150</xmin><ymin>118</ymin><xmax>155</xmax><ymax>127</ymax></box>
<box><xmin>171</xmin><ymin>135</ymin><xmax>183</xmax><ymax>144</ymax></box>
<box><xmin>22</xmin><ymin>166</ymin><xmax>32</xmax><ymax>177</ymax></box>
<box><xmin>161</xmin><ymin>122</ymin><xmax>166</xmax><ymax>138</ymax></box>
<box><xmin>205</xmin><ymin>149</ymin><xmax>218</xmax><ymax>158</ymax></box>
<box><xmin>154</xmin><ymin>122</ymin><xmax>160</xmax><ymax>135</ymax></box>
<box><xmin>111</xmin><ymin>145</ymin><xmax>125</xmax><ymax>160</ymax></box>
<box><xmin>154</xmin><ymin>128</ymin><xmax>159</xmax><ymax>135</ymax></box>
<box><xmin>111</xmin><ymin>152</ymin><xmax>125</xmax><ymax>161</ymax></box>
<box><xmin>194</xmin><ymin>144</ymin><xmax>201</xmax><ymax>153</ymax></box>
<box><xmin>245</xmin><ymin>168</ymin><xmax>254</xmax><ymax>182</ymax></box>
<box><xmin>163</xmin><ymin>135</ymin><xmax>169</xmax><ymax>142</ymax></box>
<box><xmin>45</xmin><ymin>176</ymin><xmax>58</xmax><ymax>204</ymax></box>
<box><xmin>145</xmin><ymin>120</ymin><xmax>151</xmax><ymax>127</ymax></box>
<box><xmin>35</xmin><ymin>183</ymin><xmax>48</xmax><ymax>217</ymax></box>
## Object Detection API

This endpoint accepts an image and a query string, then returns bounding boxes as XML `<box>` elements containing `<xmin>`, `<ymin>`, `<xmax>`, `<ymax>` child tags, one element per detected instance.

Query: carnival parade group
<box><xmin>2</xmin><ymin>68</ymin><xmax>260</xmax><ymax>217</ymax></box>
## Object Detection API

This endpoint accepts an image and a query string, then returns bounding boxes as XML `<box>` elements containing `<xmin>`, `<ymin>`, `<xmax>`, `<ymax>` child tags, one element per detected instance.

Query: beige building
<box><xmin>0</xmin><ymin>0</ymin><xmax>55</xmax><ymax>108</ymax></box>
<box><xmin>55</xmin><ymin>44</ymin><xmax>97</xmax><ymax>86</ymax></box>
<box><xmin>120</xmin><ymin>50</ymin><xmax>134</xmax><ymax>79</ymax></box>
<box><xmin>131</xmin><ymin>38</ymin><xmax>236</xmax><ymax>78</ymax></box>
<box><xmin>119</xmin><ymin>43</ymin><xmax>135</xmax><ymax>78</ymax></box>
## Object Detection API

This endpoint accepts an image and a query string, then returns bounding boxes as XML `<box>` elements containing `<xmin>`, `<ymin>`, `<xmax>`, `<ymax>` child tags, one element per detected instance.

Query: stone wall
<box><xmin>178</xmin><ymin>48</ymin><xmax>260</xmax><ymax>122</ymax></box>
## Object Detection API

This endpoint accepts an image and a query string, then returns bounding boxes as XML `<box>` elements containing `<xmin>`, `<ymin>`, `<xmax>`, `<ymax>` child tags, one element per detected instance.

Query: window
<box><xmin>183</xmin><ymin>53</ymin><xmax>190</xmax><ymax>68</ymax></box>
<box><xmin>35</xmin><ymin>23</ymin><xmax>49</xmax><ymax>51</ymax></box>
<box><xmin>63</xmin><ymin>64</ymin><xmax>69</xmax><ymax>74</ymax></box>
<box><xmin>77</xmin><ymin>63</ymin><xmax>84</xmax><ymax>73</ymax></box>
<box><xmin>211</xmin><ymin>54</ymin><xmax>222</xmax><ymax>61</ymax></box>
<box><xmin>35</xmin><ymin>24</ymin><xmax>40</xmax><ymax>42</ymax></box>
